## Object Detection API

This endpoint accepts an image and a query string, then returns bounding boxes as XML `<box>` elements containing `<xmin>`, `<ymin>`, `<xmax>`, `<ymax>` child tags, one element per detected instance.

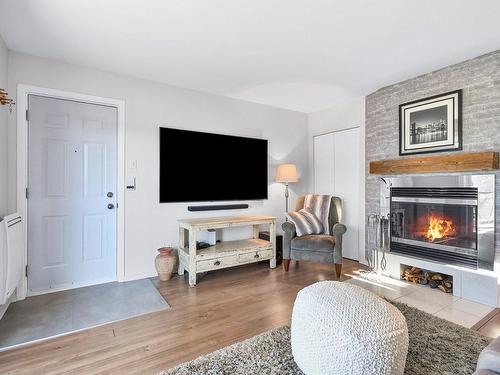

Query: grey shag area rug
<box><xmin>162</xmin><ymin>301</ymin><xmax>491</xmax><ymax>375</ymax></box>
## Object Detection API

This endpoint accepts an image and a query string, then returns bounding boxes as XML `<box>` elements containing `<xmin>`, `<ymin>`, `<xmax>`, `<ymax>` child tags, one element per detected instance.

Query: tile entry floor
<box><xmin>0</xmin><ymin>279</ymin><xmax>170</xmax><ymax>351</ymax></box>
<box><xmin>345</xmin><ymin>270</ymin><xmax>494</xmax><ymax>328</ymax></box>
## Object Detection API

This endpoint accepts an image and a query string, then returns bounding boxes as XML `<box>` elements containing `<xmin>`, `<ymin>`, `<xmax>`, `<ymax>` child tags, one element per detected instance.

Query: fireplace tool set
<box><xmin>366</xmin><ymin>214</ymin><xmax>389</xmax><ymax>273</ymax></box>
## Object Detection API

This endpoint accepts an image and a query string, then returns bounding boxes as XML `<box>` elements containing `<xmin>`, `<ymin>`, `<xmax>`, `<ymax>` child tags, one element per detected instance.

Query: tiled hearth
<box><xmin>346</xmin><ymin>271</ymin><xmax>494</xmax><ymax>328</ymax></box>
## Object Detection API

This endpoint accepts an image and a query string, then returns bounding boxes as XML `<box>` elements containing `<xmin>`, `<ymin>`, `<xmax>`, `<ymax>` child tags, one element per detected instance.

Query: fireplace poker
<box><xmin>379</xmin><ymin>215</ymin><xmax>389</xmax><ymax>271</ymax></box>
<box><xmin>366</xmin><ymin>214</ymin><xmax>380</xmax><ymax>272</ymax></box>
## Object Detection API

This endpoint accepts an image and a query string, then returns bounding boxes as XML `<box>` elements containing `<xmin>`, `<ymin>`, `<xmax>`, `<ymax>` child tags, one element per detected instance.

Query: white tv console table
<box><xmin>177</xmin><ymin>215</ymin><xmax>277</xmax><ymax>286</ymax></box>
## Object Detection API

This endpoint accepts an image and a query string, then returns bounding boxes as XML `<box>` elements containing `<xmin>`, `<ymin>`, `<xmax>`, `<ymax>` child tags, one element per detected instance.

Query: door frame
<box><xmin>16</xmin><ymin>84</ymin><xmax>126</xmax><ymax>299</ymax></box>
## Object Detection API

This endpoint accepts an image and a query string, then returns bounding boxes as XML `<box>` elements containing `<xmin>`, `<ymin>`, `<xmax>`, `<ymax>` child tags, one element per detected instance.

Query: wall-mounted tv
<box><xmin>159</xmin><ymin>127</ymin><xmax>268</xmax><ymax>203</ymax></box>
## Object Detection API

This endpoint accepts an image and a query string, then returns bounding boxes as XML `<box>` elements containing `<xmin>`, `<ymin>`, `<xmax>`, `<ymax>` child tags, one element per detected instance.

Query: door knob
<box><xmin>107</xmin><ymin>192</ymin><xmax>114</xmax><ymax>198</ymax></box>
<box><xmin>107</xmin><ymin>204</ymin><xmax>115</xmax><ymax>209</ymax></box>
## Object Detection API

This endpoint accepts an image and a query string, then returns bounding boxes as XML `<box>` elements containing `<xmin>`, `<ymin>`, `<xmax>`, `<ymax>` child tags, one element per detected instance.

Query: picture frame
<box><xmin>399</xmin><ymin>90</ymin><xmax>462</xmax><ymax>155</ymax></box>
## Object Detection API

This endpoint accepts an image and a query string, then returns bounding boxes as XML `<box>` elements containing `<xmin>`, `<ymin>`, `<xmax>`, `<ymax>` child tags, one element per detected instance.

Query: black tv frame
<box><xmin>159</xmin><ymin>127</ymin><xmax>269</xmax><ymax>203</ymax></box>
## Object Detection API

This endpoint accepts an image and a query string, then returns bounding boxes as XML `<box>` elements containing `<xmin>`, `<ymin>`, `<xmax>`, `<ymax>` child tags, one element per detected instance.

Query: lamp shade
<box><xmin>275</xmin><ymin>164</ymin><xmax>298</xmax><ymax>183</ymax></box>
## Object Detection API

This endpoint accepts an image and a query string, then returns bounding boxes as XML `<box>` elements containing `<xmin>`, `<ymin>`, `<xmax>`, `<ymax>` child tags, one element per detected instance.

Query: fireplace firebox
<box><xmin>380</xmin><ymin>175</ymin><xmax>495</xmax><ymax>270</ymax></box>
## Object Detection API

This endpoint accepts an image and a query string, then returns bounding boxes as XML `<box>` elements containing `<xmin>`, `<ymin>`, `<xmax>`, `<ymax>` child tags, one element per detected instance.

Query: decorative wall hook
<box><xmin>0</xmin><ymin>88</ymin><xmax>15</xmax><ymax>113</ymax></box>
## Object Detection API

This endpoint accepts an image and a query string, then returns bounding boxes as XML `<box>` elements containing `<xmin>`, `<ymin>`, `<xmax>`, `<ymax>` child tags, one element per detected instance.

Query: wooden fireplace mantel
<box><xmin>369</xmin><ymin>151</ymin><xmax>499</xmax><ymax>175</ymax></box>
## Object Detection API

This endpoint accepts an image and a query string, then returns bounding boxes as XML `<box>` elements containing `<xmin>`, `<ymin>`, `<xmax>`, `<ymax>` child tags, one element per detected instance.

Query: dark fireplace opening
<box><xmin>391</xmin><ymin>201</ymin><xmax>477</xmax><ymax>251</ymax></box>
<box><xmin>381</xmin><ymin>175</ymin><xmax>495</xmax><ymax>271</ymax></box>
<box><xmin>388</xmin><ymin>185</ymin><xmax>481</xmax><ymax>269</ymax></box>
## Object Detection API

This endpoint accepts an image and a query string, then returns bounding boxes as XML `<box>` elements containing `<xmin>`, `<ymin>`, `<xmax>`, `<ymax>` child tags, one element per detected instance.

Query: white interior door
<box><xmin>313</xmin><ymin>128</ymin><xmax>360</xmax><ymax>261</ymax></box>
<box><xmin>28</xmin><ymin>95</ymin><xmax>117</xmax><ymax>294</ymax></box>
<box><xmin>313</xmin><ymin>132</ymin><xmax>335</xmax><ymax>194</ymax></box>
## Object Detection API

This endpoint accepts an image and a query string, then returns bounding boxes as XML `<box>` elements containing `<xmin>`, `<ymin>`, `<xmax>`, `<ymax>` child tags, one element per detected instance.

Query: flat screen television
<box><xmin>159</xmin><ymin>127</ymin><xmax>268</xmax><ymax>202</ymax></box>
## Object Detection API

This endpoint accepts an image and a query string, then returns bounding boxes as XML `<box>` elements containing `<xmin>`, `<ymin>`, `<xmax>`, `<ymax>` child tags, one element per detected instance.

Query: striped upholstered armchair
<box><xmin>282</xmin><ymin>195</ymin><xmax>347</xmax><ymax>278</ymax></box>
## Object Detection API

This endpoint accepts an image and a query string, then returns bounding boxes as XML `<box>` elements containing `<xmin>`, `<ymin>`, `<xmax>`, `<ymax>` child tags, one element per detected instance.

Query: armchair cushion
<box><xmin>286</xmin><ymin>209</ymin><xmax>323</xmax><ymax>236</ymax></box>
<box><xmin>304</xmin><ymin>194</ymin><xmax>332</xmax><ymax>234</ymax></box>
<box><xmin>292</xmin><ymin>235</ymin><xmax>335</xmax><ymax>252</ymax></box>
<box><xmin>296</xmin><ymin>195</ymin><xmax>342</xmax><ymax>235</ymax></box>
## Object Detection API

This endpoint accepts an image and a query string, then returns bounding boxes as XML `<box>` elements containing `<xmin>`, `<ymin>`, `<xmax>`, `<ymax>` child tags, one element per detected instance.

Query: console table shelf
<box><xmin>182</xmin><ymin>238</ymin><xmax>271</xmax><ymax>259</ymax></box>
<box><xmin>177</xmin><ymin>215</ymin><xmax>276</xmax><ymax>286</ymax></box>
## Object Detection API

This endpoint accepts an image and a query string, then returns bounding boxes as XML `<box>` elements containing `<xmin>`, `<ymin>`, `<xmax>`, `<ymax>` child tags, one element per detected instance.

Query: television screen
<box><xmin>159</xmin><ymin>127</ymin><xmax>268</xmax><ymax>202</ymax></box>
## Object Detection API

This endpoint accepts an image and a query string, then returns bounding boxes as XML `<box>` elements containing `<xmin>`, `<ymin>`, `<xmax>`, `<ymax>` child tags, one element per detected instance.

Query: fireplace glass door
<box><xmin>390</xmin><ymin>201</ymin><xmax>477</xmax><ymax>252</ymax></box>
<box><xmin>383</xmin><ymin>176</ymin><xmax>494</xmax><ymax>270</ymax></box>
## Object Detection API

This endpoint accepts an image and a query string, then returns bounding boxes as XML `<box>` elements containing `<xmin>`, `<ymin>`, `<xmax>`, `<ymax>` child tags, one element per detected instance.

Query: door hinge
<box><xmin>25</xmin><ymin>265</ymin><xmax>29</xmax><ymax>278</ymax></box>
<box><xmin>26</xmin><ymin>109</ymin><xmax>30</xmax><ymax>122</ymax></box>
<box><xmin>26</xmin><ymin>188</ymin><xmax>30</xmax><ymax>199</ymax></box>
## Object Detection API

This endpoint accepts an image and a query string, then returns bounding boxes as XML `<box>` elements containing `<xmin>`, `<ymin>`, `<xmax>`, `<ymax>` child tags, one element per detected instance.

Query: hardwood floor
<box><xmin>473</xmin><ymin>308</ymin><xmax>500</xmax><ymax>337</ymax></box>
<box><xmin>0</xmin><ymin>260</ymin><xmax>354</xmax><ymax>374</ymax></box>
<box><xmin>0</xmin><ymin>259</ymin><xmax>498</xmax><ymax>374</ymax></box>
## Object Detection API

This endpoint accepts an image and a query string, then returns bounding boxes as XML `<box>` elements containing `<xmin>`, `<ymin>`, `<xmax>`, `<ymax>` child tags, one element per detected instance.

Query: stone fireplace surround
<box><xmin>366</xmin><ymin>50</ymin><xmax>500</xmax><ymax>307</ymax></box>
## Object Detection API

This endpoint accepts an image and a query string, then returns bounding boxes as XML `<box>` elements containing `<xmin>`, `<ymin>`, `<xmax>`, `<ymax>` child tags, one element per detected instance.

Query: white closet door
<box><xmin>333</xmin><ymin>128</ymin><xmax>360</xmax><ymax>260</ymax></box>
<box><xmin>28</xmin><ymin>95</ymin><xmax>118</xmax><ymax>294</ymax></box>
<box><xmin>313</xmin><ymin>128</ymin><xmax>360</xmax><ymax>261</ymax></box>
<box><xmin>313</xmin><ymin>132</ymin><xmax>335</xmax><ymax>194</ymax></box>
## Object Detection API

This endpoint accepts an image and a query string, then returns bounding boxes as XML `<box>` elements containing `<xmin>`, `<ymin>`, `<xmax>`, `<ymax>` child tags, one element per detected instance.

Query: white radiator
<box><xmin>0</xmin><ymin>213</ymin><xmax>24</xmax><ymax>305</ymax></box>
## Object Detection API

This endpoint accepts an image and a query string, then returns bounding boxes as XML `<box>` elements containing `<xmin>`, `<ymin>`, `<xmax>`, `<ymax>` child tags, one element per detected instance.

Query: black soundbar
<box><xmin>188</xmin><ymin>204</ymin><xmax>249</xmax><ymax>212</ymax></box>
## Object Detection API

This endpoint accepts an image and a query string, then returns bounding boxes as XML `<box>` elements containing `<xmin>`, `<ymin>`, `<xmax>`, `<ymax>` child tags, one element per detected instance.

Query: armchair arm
<box><xmin>332</xmin><ymin>223</ymin><xmax>347</xmax><ymax>264</ymax></box>
<box><xmin>282</xmin><ymin>221</ymin><xmax>296</xmax><ymax>259</ymax></box>
<box><xmin>333</xmin><ymin>223</ymin><xmax>347</xmax><ymax>236</ymax></box>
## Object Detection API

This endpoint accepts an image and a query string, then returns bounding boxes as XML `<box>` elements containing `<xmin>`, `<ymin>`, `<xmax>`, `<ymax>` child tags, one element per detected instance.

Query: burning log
<box><xmin>425</xmin><ymin>215</ymin><xmax>456</xmax><ymax>242</ymax></box>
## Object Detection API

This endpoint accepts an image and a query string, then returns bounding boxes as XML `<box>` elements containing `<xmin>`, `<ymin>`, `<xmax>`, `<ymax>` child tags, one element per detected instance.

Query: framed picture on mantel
<box><xmin>399</xmin><ymin>89</ymin><xmax>462</xmax><ymax>155</ymax></box>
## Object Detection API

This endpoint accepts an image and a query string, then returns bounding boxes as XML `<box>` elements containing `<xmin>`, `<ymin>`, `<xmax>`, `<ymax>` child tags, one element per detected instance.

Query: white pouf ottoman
<box><xmin>291</xmin><ymin>281</ymin><xmax>409</xmax><ymax>375</ymax></box>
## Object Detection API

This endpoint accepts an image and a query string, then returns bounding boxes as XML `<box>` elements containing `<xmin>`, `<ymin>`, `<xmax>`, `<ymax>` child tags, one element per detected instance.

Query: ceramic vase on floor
<box><xmin>155</xmin><ymin>247</ymin><xmax>176</xmax><ymax>281</ymax></box>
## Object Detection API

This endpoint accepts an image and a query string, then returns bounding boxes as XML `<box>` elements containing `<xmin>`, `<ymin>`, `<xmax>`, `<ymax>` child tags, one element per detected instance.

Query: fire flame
<box><xmin>426</xmin><ymin>215</ymin><xmax>455</xmax><ymax>242</ymax></box>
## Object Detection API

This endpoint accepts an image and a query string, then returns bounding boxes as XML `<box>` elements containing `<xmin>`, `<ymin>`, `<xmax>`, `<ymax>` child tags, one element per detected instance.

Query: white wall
<box><xmin>0</xmin><ymin>35</ymin><xmax>8</xmax><ymax>219</ymax></box>
<box><xmin>7</xmin><ymin>52</ymin><xmax>309</xmax><ymax>281</ymax></box>
<box><xmin>307</xmin><ymin>97</ymin><xmax>366</xmax><ymax>263</ymax></box>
